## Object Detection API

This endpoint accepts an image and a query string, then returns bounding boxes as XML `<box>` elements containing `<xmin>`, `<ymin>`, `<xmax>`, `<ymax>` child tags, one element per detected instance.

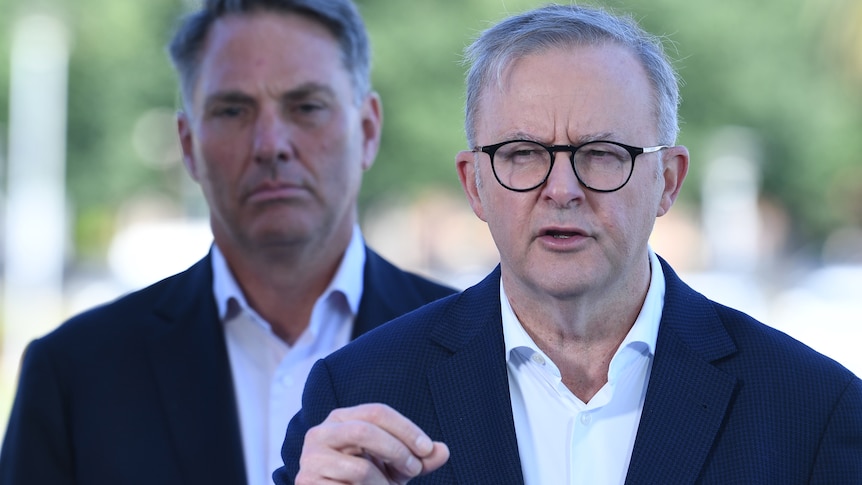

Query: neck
<box><xmin>502</xmin><ymin>258</ymin><xmax>651</xmax><ymax>402</ymax></box>
<box><xmin>216</xmin><ymin>228</ymin><xmax>354</xmax><ymax>345</ymax></box>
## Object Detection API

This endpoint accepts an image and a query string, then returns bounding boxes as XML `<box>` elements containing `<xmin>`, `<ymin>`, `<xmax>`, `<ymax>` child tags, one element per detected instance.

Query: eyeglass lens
<box><xmin>491</xmin><ymin>140</ymin><xmax>633</xmax><ymax>191</ymax></box>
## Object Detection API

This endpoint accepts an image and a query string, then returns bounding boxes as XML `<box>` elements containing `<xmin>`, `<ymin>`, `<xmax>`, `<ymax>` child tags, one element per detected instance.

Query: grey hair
<box><xmin>168</xmin><ymin>0</ymin><xmax>371</xmax><ymax>110</ymax></box>
<box><xmin>463</xmin><ymin>3</ymin><xmax>681</xmax><ymax>147</ymax></box>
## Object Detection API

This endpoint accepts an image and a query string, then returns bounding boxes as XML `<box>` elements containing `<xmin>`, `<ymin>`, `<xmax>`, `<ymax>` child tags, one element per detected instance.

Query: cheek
<box><xmin>305</xmin><ymin>116</ymin><xmax>356</xmax><ymax>168</ymax></box>
<box><xmin>308</xmin><ymin>135</ymin><xmax>365</xmax><ymax>201</ymax></box>
<box><xmin>482</xmin><ymin>191</ymin><xmax>530</xmax><ymax>245</ymax></box>
<box><xmin>589</xmin><ymin>190</ymin><xmax>641</xmax><ymax>235</ymax></box>
<box><xmin>198</xmin><ymin>123</ymin><xmax>241</xmax><ymax>157</ymax></box>
<box><xmin>618</xmin><ymin>188</ymin><xmax>659</xmax><ymax>237</ymax></box>
<box><xmin>195</xmin><ymin>137</ymin><xmax>245</xmax><ymax>187</ymax></box>
<box><xmin>311</xmin><ymin>139</ymin><xmax>354</xmax><ymax>180</ymax></box>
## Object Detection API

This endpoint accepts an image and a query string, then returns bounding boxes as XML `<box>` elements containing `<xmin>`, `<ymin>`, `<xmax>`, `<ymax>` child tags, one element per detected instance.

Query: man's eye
<box><xmin>586</xmin><ymin>149</ymin><xmax>611</xmax><ymax>157</ymax></box>
<box><xmin>288</xmin><ymin>101</ymin><xmax>332</xmax><ymax>126</ymax></box>
<box><xmin>295</xmin><ymin>102</ymin><xmax>326</xmax><ymax>114</ymax></box>
<box><xmin>513</xmin><ymin>149</ymin><xmax>540</xmax><ymax>157</ymax></box>
<box><xmin>213</xmin><ymin>106</ymin><xmax>244</xmax><ymax>118</ymax></box>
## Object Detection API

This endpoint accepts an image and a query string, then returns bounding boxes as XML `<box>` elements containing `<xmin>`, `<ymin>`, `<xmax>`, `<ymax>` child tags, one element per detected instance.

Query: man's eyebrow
<box><xmin>203</xmin><ymin>90</ymin><xmax>255</xmax><ymax>107</ymax></box>
<box><xmin>502</xmin><ymin>131</ymin><xmax>618</xmax><ymax>145</ymax></box>
<box><xmin>201</xmin><ymin>83</ymin><xmax>339</xmax><ymax>109</ymax></box>
<box><xmin>283</xmin><ymin>82</ymin><xmax>337</xmax><ymax>101</ymax></box>
<box><xmin>573</xmin><ymin>132</ymin><xmax>616</xmax><ymax>144</ymax></box>
<box><xmin>505</xmin><ymin>131</ymin><xmax>542</xmax><ymax>142</ymax></box>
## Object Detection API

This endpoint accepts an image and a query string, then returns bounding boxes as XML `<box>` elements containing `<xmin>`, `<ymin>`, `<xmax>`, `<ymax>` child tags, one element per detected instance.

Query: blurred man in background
<box><xmin>0</xmin><ymin>1</ymin><xmax>454</xmax><ymax>484</ymax></box>
<box><xmin>275</xmin><ymin>4</ymin><xmax>862</xmax><ymax>484</ymax></box>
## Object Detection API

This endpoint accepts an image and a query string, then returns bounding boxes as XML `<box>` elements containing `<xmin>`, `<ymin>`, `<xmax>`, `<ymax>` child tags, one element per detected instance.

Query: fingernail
<box><xmin>406</xmin><ymin>455</ymin><xmax>422</xmax><ymax>475</ymax></box>
<box><xmin>415</xmin><ymin>435</ymin><xmax>433</xmax><ymax>454</ymax></box>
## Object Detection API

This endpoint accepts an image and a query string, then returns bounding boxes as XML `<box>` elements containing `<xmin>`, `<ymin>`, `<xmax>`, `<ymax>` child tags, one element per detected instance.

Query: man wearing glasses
<box><xmin>275</xmin><ymin>3</ymin><xmax>862</xmax><ymax>484</ymax></box>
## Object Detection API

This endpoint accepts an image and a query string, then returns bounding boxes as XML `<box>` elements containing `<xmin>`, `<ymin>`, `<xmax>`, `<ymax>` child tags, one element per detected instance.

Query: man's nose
<box><xmin>541</xmin><ymin>152</ymin><xmax>585</xmax><ymax>205</ymax></box>
<box><xmin>253</xmin><ymin>109</ymin><xmax>292</xmax><ymax>165</ymax></box>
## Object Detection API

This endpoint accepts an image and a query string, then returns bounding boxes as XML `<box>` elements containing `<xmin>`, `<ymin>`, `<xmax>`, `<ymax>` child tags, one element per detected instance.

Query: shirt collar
<box><xmin>211</xmin><ymin>225</ymin><xmax>367</xmax><ymax>327</ymax></box>
<box><xmin>324</xmin><ymin>225</ymin><xmax>366</xmax><ymax>320</ymax></box>
<box><xmin>607</xmin><ymin>248</ymin><xmax>664</xmax><ymax>381</ymax></box>
<box><xmin>501</xmin><ymin>285</ymin><xmax>543</xmax><ymax>365</ymax></box>
<box><xmin>502</xmin><ymin>248</ymin><xmax>665</xmax><ymax>378</ymax></box>
<box><xmin>212</xmin><ymin>244</ymin><xmax>250</xmax><ymax>322</ymax></box>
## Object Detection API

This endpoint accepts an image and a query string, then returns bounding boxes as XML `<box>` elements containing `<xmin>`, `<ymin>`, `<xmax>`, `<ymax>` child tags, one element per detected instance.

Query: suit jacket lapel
<box><xmin>145</xmin><ymin>255</ymin><xmax>247</xmax><ymax>485</ymax></box>
<box><xmin>353</xmin><ymin>248</ymin><xmax>400</xmax><ymax>338</ymax></box>
<box><xmin>353</xmin><ymin>246</ymin><xmax>453</xmax><ymax>338</ymax></box>
<box><xmin>626</xmin><ymin>258</ymin><xmax>738</xmax><ymax>484</ymax></box>
<box><xmin>427</xmin><ymin>268</ymin><xmax>525</xmax><ymax>484</ymax></box>
<box><xmin>416</xmin><ymin>259</ymin><xmax>737</xmax><ymax>483</ymax></box>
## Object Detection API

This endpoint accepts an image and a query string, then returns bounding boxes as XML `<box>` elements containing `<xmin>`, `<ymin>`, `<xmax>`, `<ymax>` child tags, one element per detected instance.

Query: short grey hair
<box><xmin>463</xmin><ymin>3</ymin><xmax>681</xmax><ymax>146</ymax></box>
<box><xmin>168</xmin><ymin>0</ymin><xmax>371</xmax><ymax>109</ymax></box>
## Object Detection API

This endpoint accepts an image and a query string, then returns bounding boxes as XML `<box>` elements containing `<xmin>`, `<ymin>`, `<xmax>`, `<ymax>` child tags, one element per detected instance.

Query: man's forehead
<box><xmin>202</xmin><ymin>10</ymin><xmax>338</xmax><ymax>55</ymax></box>
<box><xmin>191</xmin><ymin>12</ymin><xmax>352</xmax><ymax>102</ymax></box>
<box><xmin>494</xmin><ymin>43</ymin><xmax>640</xmax><ymax>85</ymax></box>
<box><xmin>472</xmin><ymin>45</ymin><xmax>656</xmax><ymax>143</ymax></box>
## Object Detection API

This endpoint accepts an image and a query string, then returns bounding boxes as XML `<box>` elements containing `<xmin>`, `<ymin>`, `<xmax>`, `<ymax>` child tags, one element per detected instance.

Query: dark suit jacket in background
<box><xmin>0</xmin><ymin>247</ymin><xmax>455</xmax><ymax>485</ymax></box>
<box><xmin>276</xmin><ymin>257</ymin><xmax>862</xmax><ymax>484</ymax></box>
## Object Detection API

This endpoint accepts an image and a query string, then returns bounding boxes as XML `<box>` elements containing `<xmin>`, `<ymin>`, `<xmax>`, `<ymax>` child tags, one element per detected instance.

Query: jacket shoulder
<box><xmin>363</xmin><ymin>248</ymin><xmax>456</xmax><ymax>300</ymax></box>
<box><xmin>30</xmin><ymin>257</ymin><xmax>212</xmax><ymax>356</ymax></box>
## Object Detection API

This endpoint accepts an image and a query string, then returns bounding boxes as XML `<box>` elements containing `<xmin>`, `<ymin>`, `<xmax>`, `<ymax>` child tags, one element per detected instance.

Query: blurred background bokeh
<box><xmin>0</xmin><ymin>0</ymin><xmax>860</xmax><ymax>438</ymax></box>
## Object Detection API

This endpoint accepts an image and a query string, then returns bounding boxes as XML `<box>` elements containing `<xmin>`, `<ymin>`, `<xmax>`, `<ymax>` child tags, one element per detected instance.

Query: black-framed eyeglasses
<box><xmin>473</xmin><ymin>139</ymin><xmax>669</xmax><ymax>193</ymax></box>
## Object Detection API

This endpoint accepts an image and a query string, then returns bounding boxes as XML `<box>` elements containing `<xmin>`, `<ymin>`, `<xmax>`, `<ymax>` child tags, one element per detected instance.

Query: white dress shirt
<box><xmin>503</xmin><ymin>249</ymin><xmax>665</xmax><ymax>485</ymax></box>
<box><xmin>212</xmin><ymin>227</ymin><xmax>365</xmax><ymax>485</ymax></box>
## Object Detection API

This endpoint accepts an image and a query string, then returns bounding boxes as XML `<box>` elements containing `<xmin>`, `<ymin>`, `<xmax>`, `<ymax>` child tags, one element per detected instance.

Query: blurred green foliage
<box><xmin>1</xmin><ymin>0</ymin><xmax>860</xmax><ymax>264</ymax></box>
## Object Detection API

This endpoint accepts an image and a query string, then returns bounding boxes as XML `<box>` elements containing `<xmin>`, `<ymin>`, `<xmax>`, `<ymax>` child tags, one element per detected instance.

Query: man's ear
<box><xmin>359</xmin><ymin>92</ymin><xmax>382</xmax><ymax>171</ymax></box>
<box><xmin>657</xmin><ymin>145</ymin><xmax>689</xmax><ymax>217</ymax></box>
<box><xmin>456</xmin><ymin>150</ymin><xmax>487</xmax><ymax>222</ymax></box>
<box><xmin>177</xmin><ymin>111</ymin><xmax>199</xmax><ymax>181</ymax></box>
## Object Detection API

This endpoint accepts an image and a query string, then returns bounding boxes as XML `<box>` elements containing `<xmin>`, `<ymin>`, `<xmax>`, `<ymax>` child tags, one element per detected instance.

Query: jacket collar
<box><xmin>427</xmin><ymin>259</ymin><xmax>739</xmax><ymax>484</ymax></box>
<box><xmin>146</xmin><ymin>253</ymin><xmax>248</xmax><ymax>485</ymax></box>
<box><xmin>427</xmin><ymin>267</ymin><xmax>526</xmax><ymax>484</ymax></box>
<box><xmin>626</xmin><ymin>257</ymin><xmax>738</xmax><ymax>484</ymax></box>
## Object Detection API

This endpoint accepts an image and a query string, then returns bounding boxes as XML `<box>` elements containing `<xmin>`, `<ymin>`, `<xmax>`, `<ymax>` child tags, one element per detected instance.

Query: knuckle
<box><xmin>341</xmin><ymin>421</ymin><xmax>374</xmax><ymax>443</ymax></box>
<box><xmin>327</xmin><ymin>407</ymin><xmax>350</xmax><ymax>422</ymax></box>
<box><xmin>365</xmin><ymin>404</ymin><xmax>388</xmax><ymax>422</ymax></box>
<box><xmin>345</xmin><ymin>458</ymin><xmax>378</xmax><ymax>481</ymax></box>
<box><xmin>304</xmin><ymin>424</ymin><xmax>327</xmax><ymax>443</ymax></box>
<box><xmin>365</xmin><ymin>402</ymin><xmax>397</xmax><ymax>424</ymax></box>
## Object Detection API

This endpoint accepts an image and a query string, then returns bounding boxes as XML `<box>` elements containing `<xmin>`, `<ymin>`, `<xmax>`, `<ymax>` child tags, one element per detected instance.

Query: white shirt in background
<box><xmin>212</xmin><ymin>226</ymin><xmax>365</xmax><ymax>485</ymax></box>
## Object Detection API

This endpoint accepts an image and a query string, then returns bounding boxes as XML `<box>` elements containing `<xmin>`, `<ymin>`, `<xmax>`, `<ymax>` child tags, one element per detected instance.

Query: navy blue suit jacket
<box><xmin>276</xmin><ymin>257</ymin><xmax>862</xmax><ymax>484</ymax></box>
<box><xmin>0</xmin><ymin>247</ymin><xmax>455</xmax><ymax>485</ymax></box>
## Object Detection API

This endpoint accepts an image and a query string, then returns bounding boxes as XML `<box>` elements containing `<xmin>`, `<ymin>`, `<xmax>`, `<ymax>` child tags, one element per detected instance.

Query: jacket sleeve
<box><xmin>809</xmin><ymin>375</ymin><xmax>862</xmax><ymax>484</ymax></box>
<box><xmin>0</xmin><ymin>339</ymin><xmax>75</xmax><ymax>484</ymax></box>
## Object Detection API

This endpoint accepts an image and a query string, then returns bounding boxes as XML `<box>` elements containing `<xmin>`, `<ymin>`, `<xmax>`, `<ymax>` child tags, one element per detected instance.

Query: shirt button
<box><xmin>580</xmin><ymin>413</ymin><xmax>592</xmax><ymax>425</ymax></box>
<box><xmin>531</xmin><ymin>354</ymin><xmax>546</xmax><ymax>366</ymax></box>
<box><xmin>281</xmin><ymin>375</ymin><xmax>294</xmax><ymax>387</ymax></box>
